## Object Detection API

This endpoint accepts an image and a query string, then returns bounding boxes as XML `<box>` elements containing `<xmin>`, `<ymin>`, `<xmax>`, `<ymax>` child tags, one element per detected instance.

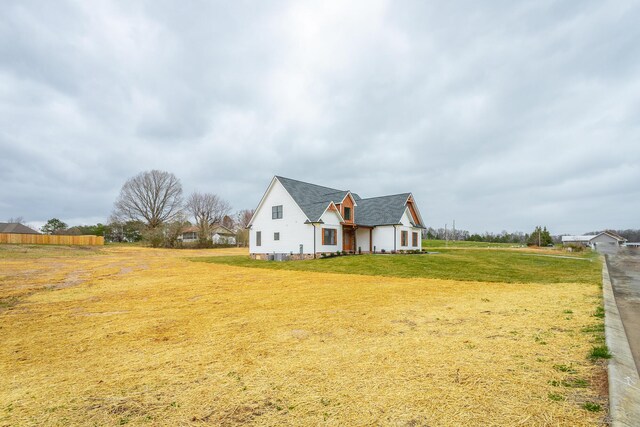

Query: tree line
<box><xmin>34</xmin><ymin>170</ymin><xmax>255</xmax><ymax>248</ymax></box>
<box><xmin>423</xmin><ymin>226</ymin><xmax>555</xmax><ymax>246</ymax></box>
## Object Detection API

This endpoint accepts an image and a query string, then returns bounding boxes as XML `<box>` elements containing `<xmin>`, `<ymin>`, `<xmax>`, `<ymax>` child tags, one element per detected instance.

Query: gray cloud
<box><xmin>1</xmin><ymin>0</ymin><xmax>639</xmax><ymax>234</ymax></box>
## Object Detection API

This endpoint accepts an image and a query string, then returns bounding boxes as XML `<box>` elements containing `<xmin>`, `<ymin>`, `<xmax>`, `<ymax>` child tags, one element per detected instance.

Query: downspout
<box><xmin>393</xmin><ymin>225</ymin><xmax>397</xmax><ymax>252</ymax></box>
<box><xmin>305</xmin><ymin>220</ymin><xmax>323</xmax><ymax>258</ymax></box>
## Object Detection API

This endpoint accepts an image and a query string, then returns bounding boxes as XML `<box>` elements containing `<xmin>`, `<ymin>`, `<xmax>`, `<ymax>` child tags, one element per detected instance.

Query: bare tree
<box><xmin>113</xmin><ymin>170</ymin><xmax>183</xmax><ymax>229</ymax></box>
<box><xmin>7</xmin><ymin>216</ymin><xmax>24</xmax><ymax>224</ymax></box>
<box><xmin>235</xmin><ymin>209</ymin><xmax>255</xmax><ymax>247</ymax></box>
<box><xmin>235</xmin><ymin>209</ymin><xmax>255</xmax><ymax>229</ymax></box>
<box><xmin>186</xmin><ymin>192</ymin><xmax>231</xmax><ymax>244</ymax></box>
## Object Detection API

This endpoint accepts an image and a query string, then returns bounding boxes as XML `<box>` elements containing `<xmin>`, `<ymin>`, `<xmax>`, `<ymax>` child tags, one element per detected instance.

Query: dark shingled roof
<box><xmin>0</xmin><ymin>223</ymin><xmax>40</xmax><ymax>234</ymax></box>
<box><xmin>355</xmin><ymin>194</ymin><xmax>412</xmax><ymax>227</ymax></box>
<box><xmin>275</xmin><ymin>176</ymin><xmax>420</xmax><ymax>226</ymax></box>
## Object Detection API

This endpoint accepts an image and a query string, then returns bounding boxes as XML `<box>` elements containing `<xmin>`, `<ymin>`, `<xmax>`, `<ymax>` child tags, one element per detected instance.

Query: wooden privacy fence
<box><xmin>0</xmin><ymin>233</ymin><xmax>104</xmax><ymax>246</ymax></box>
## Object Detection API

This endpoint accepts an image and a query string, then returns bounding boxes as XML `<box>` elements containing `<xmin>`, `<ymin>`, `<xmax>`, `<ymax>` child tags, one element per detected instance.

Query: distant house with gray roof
<box><xmin>562</xmin><ymin>231</ymin><xmax>627</xmax><ymax>247</ymax></box>
<box><xmin>0</xmin><ymin>223</ymin><xmax>40</xmax><ymax>234</ymax></box>
<box><xmin>247</xmin><ymin>176</ymin><xmax>425</xmax><ymax>259</ymax></box>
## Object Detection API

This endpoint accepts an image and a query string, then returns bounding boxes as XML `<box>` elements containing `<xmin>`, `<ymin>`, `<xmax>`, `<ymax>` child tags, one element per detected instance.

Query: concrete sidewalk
<box><xmin>603</xmin><ymin>259</ymin><xmax>640</xmax><ymax>426</ymax></box>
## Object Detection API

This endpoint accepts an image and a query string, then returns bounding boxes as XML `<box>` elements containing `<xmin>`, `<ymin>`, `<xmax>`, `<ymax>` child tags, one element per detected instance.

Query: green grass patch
<box><xmin>550</xmin><ymin>378</ymin><xmax>589</xmax><ymax>388</ymax></box>
<box><xmin>588</xmin><ymin>345</ymin><xmax>612</xmax><ymax>361</ymax></box>
<box><xmin>193</xmin><ymin>248</ymin><xmax>601</xmax><ymax>284</ymax></box>
<box><xmin>582</xmin><ymin>402</ymin><xmax>602</xmax><ymax>412</ymax></box>
<box><xmin>581</xmin><ymin>323</ymin><xmax>604</xmax><ymax>334</ymax></box>
<box><xmin>592</xmin><ymin>306</ymin><xmax>605</xmax><ymax>319</ymax></box>
<box><xmin>547</xmin><ymin>392</ymin><xmax>565</xmax><ymax>402</ymax></box>
<box><xmin>422</xmin><ymin>239</ymin><xmax>519</xmax><ymax>249</ymax></box>
<box><xmin>553</xmin><ymin>364</ymin><xmax>577</xmax><ymax>374</ymax></box>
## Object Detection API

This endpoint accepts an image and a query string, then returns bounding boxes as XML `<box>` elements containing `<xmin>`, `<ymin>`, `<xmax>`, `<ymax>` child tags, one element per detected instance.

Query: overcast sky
<box><xmin>1</xmin><ymin>1</ymin><xmax>639</xmax><ymax>234</ymax></box>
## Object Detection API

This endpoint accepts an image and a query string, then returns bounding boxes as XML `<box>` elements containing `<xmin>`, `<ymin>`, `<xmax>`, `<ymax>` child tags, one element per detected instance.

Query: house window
<box><xmin>183</xmin><ymin>232</ymin><xmax>197</xmax><ymax>240</ymax></box>
<box><xmin>322</xmin><ymin>228</ymin><xmax>337</xmax><ymax>245</ymax></box>
<box><xmin>272</xmin><ymin>205</ymin><xmax>283</xmax><ymax>219</ymax></box>
<box><xmin>256</xmin><ymin>231</ymin><xmax>261</xmax><ymax>246</ymax></box>
<box><xmin>412</xmin><ymin>232</ymin><xmax>418</xmax><ymax>247</ymax></box>
<box><xmin>401</xmin><ymin>230</ymin><xmax>408</xmax><ymax>246</ymax></box>
<box><xmin>274</xmin><ymin>232</ymin><xmax>280</xmax><ymax>241</ymax></box>
<box><xmin>344</xmin><ymin>207</ymin><xmax>351</xmax><ymax>221</ymax></box>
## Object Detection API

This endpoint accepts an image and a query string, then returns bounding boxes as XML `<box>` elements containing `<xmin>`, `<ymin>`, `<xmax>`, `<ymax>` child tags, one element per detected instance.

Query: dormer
<box><xmin>339</xmin><ymin>192</ymin><xmax>357</xmax><ymax>224</ymax></box>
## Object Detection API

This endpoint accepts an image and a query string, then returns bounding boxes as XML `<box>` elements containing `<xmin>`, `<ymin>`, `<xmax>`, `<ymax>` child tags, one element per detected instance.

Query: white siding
<box><xmin>316</xmin><ymin>209</ymin><xmax>343</xmax><ymax>253</ymax></box>
<box><xmin>355</xmin><ymin>228</ymin><xmax>371</xmax><ymax>252</ymax></box>
<box><xmin>372</xmin><ymin>226</ymin><xmax>395</xmax><ymax>252</ymax></box>
<box><xmin>249</xmin><ymin>179</ymin><xmax>315</xmax><ymax>254</ymax></box>
<box><xmin>590</xmin><ymin>233</ymin><xmax>620</xmax><ymax>245</ymax></box>
<box><xmin>398</xmin><ymin>210</ymin><xmax>421</xmax><ymax>250</ymax></box>
<box><xmin>213</xmin><ymin>233</ymin><xmax>236</xmax><ymax>244</ymax></box>
<box><xmin>370</xmin><ymin>210</ymin><xmax>422</xmax><ymax>252</ymax></box>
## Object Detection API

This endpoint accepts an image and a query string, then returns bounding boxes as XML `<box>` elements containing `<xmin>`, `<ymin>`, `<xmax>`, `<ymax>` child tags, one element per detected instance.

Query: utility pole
<box><xmin>538</xmin><ymin>227</ymin><xmax>541</xmax><ymax>247</ymax></box>
<box><xmin>445</xmin><ymin>223</ymin><xmax>448</xmax><ymax>247</ymax></box>
<box><xmin>453</xmin><ymin>220</ymin><xmax>456</xmax><ymax>242</ymax></box>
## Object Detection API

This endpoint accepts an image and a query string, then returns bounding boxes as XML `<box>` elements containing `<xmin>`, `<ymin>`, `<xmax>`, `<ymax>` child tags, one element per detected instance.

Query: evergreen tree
<box><xmin>527</xmin><ymin>226</ymin><xmax>553</xmax><ymax>246</ymax></box>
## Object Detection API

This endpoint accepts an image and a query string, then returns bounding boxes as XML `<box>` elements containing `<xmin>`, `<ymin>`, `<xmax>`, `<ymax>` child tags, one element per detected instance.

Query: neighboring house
<box><xmin>562</xmin><ymin>231</ymin><xmax>627</xmax><ymax>247</ymax></box>
<box><xmin>211</xmin><ymin>224</ymin><xmax>237</xmax><ymax>244</ymax></box>
<box><xmin>0</xmin><ymin>223</ymin><xmax>40</xmax><ymax>234</ymax></box>
<box><xmin>178</xmin><ymin>224</ymin><xmax>237</xmax><ymax>245</ymax></box>
<box><xmin>248</xmin><ymin>176</ymin><xmax>425</xmax><ymax>259</ymax></box>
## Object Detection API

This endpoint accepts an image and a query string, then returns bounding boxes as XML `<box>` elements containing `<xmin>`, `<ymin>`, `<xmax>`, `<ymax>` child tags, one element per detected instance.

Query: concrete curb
<box><xmin>603</xmin><ymin>256</ymin><xmax>640</xmax><ymax>426</ymax></box>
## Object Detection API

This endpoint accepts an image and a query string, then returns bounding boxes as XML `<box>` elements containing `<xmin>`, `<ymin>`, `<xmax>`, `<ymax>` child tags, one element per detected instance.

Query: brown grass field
<box><xmin>1</xmin><ymin>245</ymin><xmax>607</xmax><ymax>426</ymax></box>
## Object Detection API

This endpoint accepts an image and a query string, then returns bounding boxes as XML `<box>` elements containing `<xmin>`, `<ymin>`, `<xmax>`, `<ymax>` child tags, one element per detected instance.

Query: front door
<box><xmin>343</xmin><ymin>229</ymin><xmax>354</xmax><ymax>252</ymax></box>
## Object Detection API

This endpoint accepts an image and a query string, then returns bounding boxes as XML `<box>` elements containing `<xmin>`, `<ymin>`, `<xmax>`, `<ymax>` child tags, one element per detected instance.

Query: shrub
<box><xmin>141</xmin><ymin>228</ymin><xmax>165</xmax><ymax>248</ymax></box>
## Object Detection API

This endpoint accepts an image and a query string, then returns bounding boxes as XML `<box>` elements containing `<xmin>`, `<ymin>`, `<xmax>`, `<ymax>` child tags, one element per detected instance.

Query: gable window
<box><xmin>412</xmin><ymin>232</ymin><xmax>418</xmax><ymax>247</ymax></box>
<box><xmin>256</xmin><ymin>231</ymin><xmax>261</xmax><ymax>246</ymax></box>
<box><xmin>274</xmin><ymin>232</ymin><xmax>280</xmax><ymax>241</ymax></box>
<box><xmin>343</xmin><ymin>207</ymin><xmax>351</xmax><ymax>221</ymax></box>
<box><xmin>401</xmin><ymin>230</ymin><xmax>408</xmax><ymax>246</ymax></box>
<box><xmin>272</xmin><ymin>205</ymin><xmax>283</xmax><ymax>219</ymax></box>
<box><xmin>322</xmin><ymin>228</ymin><xmax>337</xmax><ymax>245</ymax></box>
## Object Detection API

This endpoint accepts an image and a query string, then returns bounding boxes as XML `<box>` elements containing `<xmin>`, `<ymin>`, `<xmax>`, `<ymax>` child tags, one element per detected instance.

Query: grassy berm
<box><xmin>1</xmin><ymin>244</ymin><xmax>607</xmax><ymax>426</ymax></box>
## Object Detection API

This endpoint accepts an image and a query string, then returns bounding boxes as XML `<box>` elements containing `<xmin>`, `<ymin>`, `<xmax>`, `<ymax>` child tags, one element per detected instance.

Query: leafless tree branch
<box><xmin>186</xmin><ymin>192</ymin><xmax>232</xmax><ymax>243</ymax></box>
<box><xmin>113</xmin><ymin>170</ymin><xmax>184</xmax><ymax>229</ymax></box>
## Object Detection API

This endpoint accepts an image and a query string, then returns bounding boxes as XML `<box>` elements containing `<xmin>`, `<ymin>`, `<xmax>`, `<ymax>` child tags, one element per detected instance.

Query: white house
<box><xmin>248</xmin><ymin>176</ymin><xmax>425</xmax><ymax>259</ymax></box>
<box><xmin>178</xmin><ymin>224</ymin><xmax>237</xmax><ymax>245</ymax></box>
<box><xmin>562</xmin><ymin>231</ymin><xmax>627</xmax><ymax>247</ymax></box>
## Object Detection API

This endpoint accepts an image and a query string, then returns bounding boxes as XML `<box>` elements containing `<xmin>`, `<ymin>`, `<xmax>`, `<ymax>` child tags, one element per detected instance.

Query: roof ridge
<box><xmin>275</xmin><ymin>176</ymin><xmax>344</xmax><ymax>193</ymax></box>
<box><xmin>358</xmin><ymin>192</ymin><xmax>411</xmax><ymax>201</ymax></box>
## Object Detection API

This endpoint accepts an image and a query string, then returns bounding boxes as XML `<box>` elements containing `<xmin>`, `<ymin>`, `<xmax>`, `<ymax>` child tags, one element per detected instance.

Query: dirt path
<box><xmin>601</xmin><ymin>246</ymin><xmax>640</xmax><ymax>376</ymax></box>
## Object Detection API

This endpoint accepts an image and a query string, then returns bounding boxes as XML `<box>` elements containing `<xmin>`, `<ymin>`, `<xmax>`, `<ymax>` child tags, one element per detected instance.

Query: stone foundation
<box><xmin>250</xmin><ymin>253</ymin><xmax>315</xmax><ymax>261</ymax></box>
<box><xmin>289</xmin><ymin>253</ymin><xmax>315</xmax><ymax>261</ymax></box>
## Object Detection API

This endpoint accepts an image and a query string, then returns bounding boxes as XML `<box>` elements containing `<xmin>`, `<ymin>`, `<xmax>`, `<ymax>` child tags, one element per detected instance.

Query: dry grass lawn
<box><xmin>1</xmin><ymin>245</ymin><xmax>607</xmax><ymax>426</ymax></box>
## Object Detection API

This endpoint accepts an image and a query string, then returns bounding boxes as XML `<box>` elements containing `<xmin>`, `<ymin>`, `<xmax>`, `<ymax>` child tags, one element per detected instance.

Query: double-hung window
<box><xmin>256</xmin><ymin>231</ymin><xmax>262</xmax><ymax>246</ymax></box>
<box><xmin>274</xmin><ymin>232</ymin><xmax>280</xmax><ymax>241</ymax></box>
<box><xmin>272</xmin><ymin>205</ymin><xmax>283</xmax><ymax>219</ymax></box>
<box><xmin>322</xmin><ymin>228</ymin><xmax>337</xmax><ymax>245</ymax></box>
<box><xmin>401</xmin><ymin>230</ymin><xmax>408</xmax><ymax>247</ymax></box>
<box><xmin>412</xmin><ymin>232</ymin><xmax>418</xmax><ymax>247</ymax></box>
